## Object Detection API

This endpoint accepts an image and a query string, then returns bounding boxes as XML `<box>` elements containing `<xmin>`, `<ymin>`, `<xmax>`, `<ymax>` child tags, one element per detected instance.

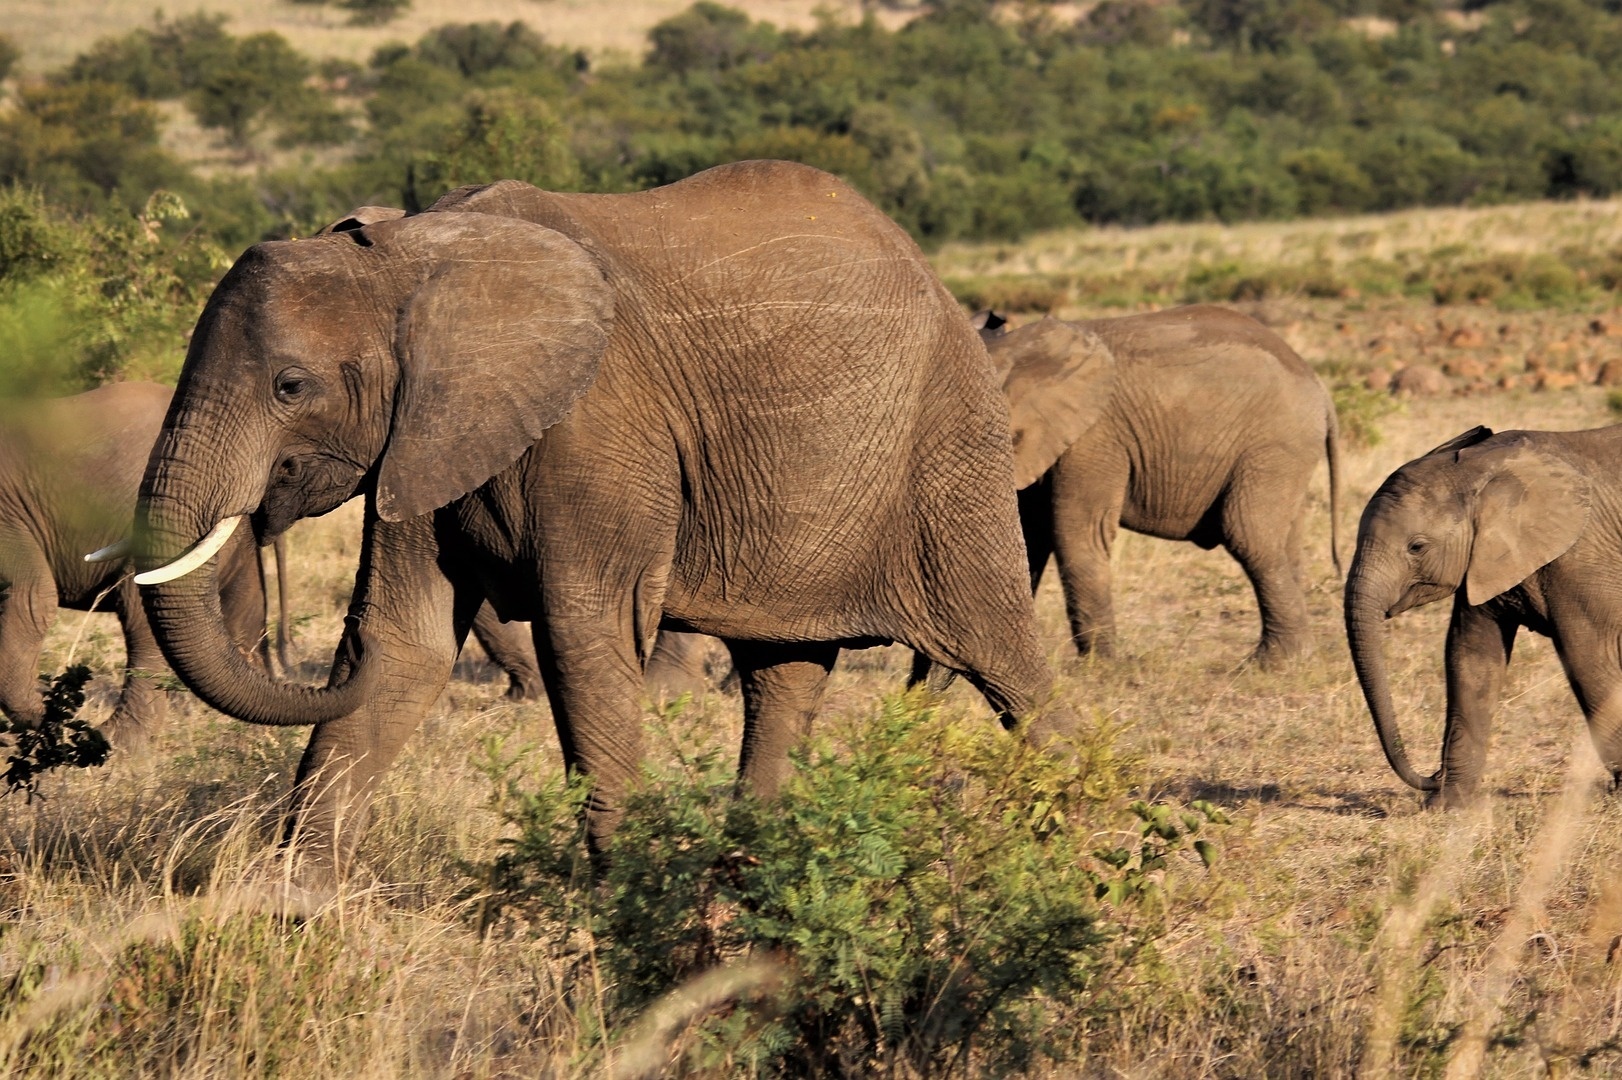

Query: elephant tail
<box><xmin>1325</xmin><ymin>395</ymin><xmax>1344</xmax><ymax>577</ymax></box>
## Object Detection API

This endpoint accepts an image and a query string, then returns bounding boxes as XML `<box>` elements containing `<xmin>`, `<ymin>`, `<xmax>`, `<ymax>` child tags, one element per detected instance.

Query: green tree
<box><xmin>404</xmin><ymin>90</ymin><xmax>580</xmax><ymax>209</ymax></box>
<box><xmin>187</xmin><ymin>33</ymin><xmax>312</xmax><ymax>147</ymax></box>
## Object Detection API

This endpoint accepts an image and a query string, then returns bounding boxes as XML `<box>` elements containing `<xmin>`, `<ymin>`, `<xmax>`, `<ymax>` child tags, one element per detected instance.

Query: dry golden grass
<box><xmin>934</xmin><ymin>198</ymin><xmax>1622</xmax><ymax>287</ymax></box>
<box><xmin>6</xmin><ymin>375</ymin><xmax>1622</xmax><ymax>1075</ymax></box>
<box><xmin>1</xmin><ymin>0</ymin><xmax>880</xmax><ymax>75</ymax></box>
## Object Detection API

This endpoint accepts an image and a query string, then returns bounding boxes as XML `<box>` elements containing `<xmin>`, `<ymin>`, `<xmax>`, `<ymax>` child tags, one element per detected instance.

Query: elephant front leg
<box><xmin>533</xmin><ymin>610</ymin><xmax>650</xmax><ymax>854</ymax></box>
<box><xmin>101</xmin><ymin>575</ymin><xmax>170</xmax><ymax>753</ymax></box>
<box><xmin>282</xmin><ymin>514</ymin><xmax>467</xmax><ymax>878</ymax></box>
<box><xmin>0</xmin><ymin>533</ymin><xmax>57</xmax><ymax>727</ymax></box>
<box><xmin>728</xmin><ymin>640</ymin><xmax>838</xmax><ymax>800</ymax></box>
<box><xmin>1049</xmin><ymin>454</ymin><xmax>1122</xmax><ymax>659</ymax></box>
<box><xmin>1434</xmin><ymin>599</ymin><xmax>1517</xmax><ymax>807</ymax></box>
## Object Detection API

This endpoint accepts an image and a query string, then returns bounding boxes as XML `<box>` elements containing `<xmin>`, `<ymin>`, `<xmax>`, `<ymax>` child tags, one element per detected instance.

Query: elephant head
<box><xmin>987</xmin><ymin>318</ymin><xmax>1116</xmax><ymax>489</ymax></box>
<box><xmin>1344</xmin><ymin>426</ymin><xmax>1591</xmax><ymax>791</ymax></box>
<box><xmin>135</xmin><ymin>208</ymin><xmax>614</xmax><ymax>725</ymax></box>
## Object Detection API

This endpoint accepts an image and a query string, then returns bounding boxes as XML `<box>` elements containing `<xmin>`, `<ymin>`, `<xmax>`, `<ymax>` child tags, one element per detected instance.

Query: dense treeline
<box><xmin>4</xmin><ymin>0</ymin><xmax>1622</xmax><ymax>382</ymax></box>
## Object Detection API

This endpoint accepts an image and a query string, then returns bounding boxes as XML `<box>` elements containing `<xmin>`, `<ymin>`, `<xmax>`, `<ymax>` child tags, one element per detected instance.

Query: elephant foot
<box><xmin>98</xmin><ymin>713</ymin><xmax>157</xmax><ymax>757</ymax></box>
<box><xmin>1422</xmin><ymin>780</ymin><xmax>1480</xmax><ymax>811</ymax></box>
<box><xmin>504</xmin><ymin>671</ymin><xmax>545</xmax><ymax>702</ymax></box>
<box><xmin>1250</xmin><ymin>636</ymin><xmax>1312</xmax><ymax>672</ymax></box>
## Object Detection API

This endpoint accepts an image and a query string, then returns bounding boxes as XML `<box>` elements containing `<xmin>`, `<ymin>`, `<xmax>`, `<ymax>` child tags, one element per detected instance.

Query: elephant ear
<box><xmin>970</xmin><ymin>308</ymin><xmax>1008</xmax><ymax>346</ymax></box>
<box><xmin>315</xmin><ymin>205</ymin><xmax>406</xmax><ymax>236</ymax></box>
<box><xmin>1424</xmin><ymin>425</ymin><xmax>1494</xmax><ymax>460</ymax></box>
<box><xmin>1463</xmin><ymin>437</ymin><xmax>1590</xmax><ymax>606</ymax></box>
<box><xmin>996</xmin><ymin>318</ymin><xmax>1116</xmax><ymax>488</ymax></box>
<box><xmin>361</xmin><ymin>212</ymin><xmax>613</xmax><ymax>522</ymax></box>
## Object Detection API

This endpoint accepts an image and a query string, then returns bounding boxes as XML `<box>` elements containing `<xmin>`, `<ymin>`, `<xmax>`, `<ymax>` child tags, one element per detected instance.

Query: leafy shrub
<box><xmin>474</xmin><ymin>697</ymin><xmax>1225</xmax><ymax>1076</ymax></box>
<box><xmin>2</xmin><ymin>666</ymin><xmax>109</xmax><ymax>803</ymax></box>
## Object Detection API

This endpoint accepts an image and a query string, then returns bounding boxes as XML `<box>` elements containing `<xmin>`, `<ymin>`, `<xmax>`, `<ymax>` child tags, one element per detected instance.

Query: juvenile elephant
<box><xmin>985</xmin><ymin>306</ymin><xmax>1342</xmax><ymax>666</ymax></box>
<box><xmin>132</xmin><ymin>161</ymin><xmax>1074</xmax><ymax>876</ymax></box>
<box><xmin>1347</xmin><ymin>425</ymin><xmax>1622</xmax><ymax>805</ymax></box>
<box><xmin>0</xmin><ymin>382</ymin><xmax>285</xmax><ymax>749</ymax></box>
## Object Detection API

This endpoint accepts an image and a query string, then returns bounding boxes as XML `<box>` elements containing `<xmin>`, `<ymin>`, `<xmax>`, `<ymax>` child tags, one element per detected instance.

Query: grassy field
<box><xmin>7</xmin><ymin>200</ymin><xmax>1622</xmax><ymax>1074</ymax></box>
<box><xmin>1</xmin><ymin>0</ymin><xmax>883</xmax><ymax>74</ymax></box>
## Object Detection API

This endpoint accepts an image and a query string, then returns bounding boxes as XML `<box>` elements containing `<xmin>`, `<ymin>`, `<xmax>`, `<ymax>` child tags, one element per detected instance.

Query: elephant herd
<box><xmin>3</xmin><ymin>161</ymin><xmax>1619</xmax><ymax>894</ymax></box>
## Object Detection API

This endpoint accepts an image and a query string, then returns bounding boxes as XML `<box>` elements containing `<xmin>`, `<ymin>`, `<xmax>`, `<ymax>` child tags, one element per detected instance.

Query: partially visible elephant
<box><xmin>980</xmin><ymin>306</ymin><xmax>1342</xmax><ymax>667</ymax></box>
<box><xmin>0</xmin><ymin>382</ymin><xmax>285</xmax><ymax>749</ymax></box>
<box><xmin>468</xmin><ymin>609</ymin><xmax>726</xmax><ymax>702</ymax></box>
<box><xmin>1346</xmin><ymin>425</ymin><xmax>1622</xmax><ymax>806</ymax></box>
<box><xmin>132</xmin><ymin>161</ymin><xmax>1075</xmax><ymax>878</ymax></box>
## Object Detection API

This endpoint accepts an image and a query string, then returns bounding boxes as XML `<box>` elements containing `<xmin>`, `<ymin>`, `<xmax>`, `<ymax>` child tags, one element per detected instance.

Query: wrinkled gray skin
<box><xmin>1347</xmin><ymin>425</ymin><xmax>1622</xmax><ymax>806</ymax></box>
<box><xmin>0</xmin><ymin>382</ymin><xmax>284</xmax><ymax>750</ymax></box>
<box><xmin>134</xmin><ymin>161</ymin><xmax>1074</xmax><ymax>879</ymax></box>
<box><xmin>975</xmin><ymin>306</ymin><xmax>1342</xmax><ymax>667</ymax></box>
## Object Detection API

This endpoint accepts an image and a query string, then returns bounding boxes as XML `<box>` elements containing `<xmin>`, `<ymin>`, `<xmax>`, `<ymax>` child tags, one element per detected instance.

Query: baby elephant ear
<box><xmin>371</xmin><ymin>212</ymin><xmax>613</xmax><ymax>522</ymax></box>
<box><xmin>1465</xmin><ymin>440</ymin><xmax>1590</xmax><ymax>606</ymax></box>
<box><xmin>314</xmin><ymin>206</ymin><xmax>406</xmax><ymax>236</ymax></box>
<box><xmin>1424</xmin><ymin>425</ymin><xmax>1494</xmax><ymax>459</ymax></box>
<box><xmin>996</xmin><ymin>318</ymin><xmax>1115</xmax><ymax>489</ymax></box>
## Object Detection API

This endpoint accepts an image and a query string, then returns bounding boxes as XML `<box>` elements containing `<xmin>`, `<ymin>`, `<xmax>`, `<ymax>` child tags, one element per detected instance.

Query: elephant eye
<box><xmin>275</xmin><ymin>369</ymin><xmax>313</xmax><ymax>404</ymax></box>
<box><xmin>1408</xmin><ymin>538</ymin><xmax>1430</xmax><ymax>554</ymax></box>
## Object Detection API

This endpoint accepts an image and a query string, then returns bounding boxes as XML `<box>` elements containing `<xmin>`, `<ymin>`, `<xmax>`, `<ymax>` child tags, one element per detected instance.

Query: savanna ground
<box><xmin>7</xmin><ymin>201</ymin><xmax>1622</xmax><ymax>1076</ymax></box>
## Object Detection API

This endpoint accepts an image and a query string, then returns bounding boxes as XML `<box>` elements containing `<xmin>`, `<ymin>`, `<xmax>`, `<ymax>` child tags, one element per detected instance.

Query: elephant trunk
<box><xmin>137</xmin><ymin>438</ymin><xmax>373</xmax><ymax>727</ymax></box>
<box><xmin>1344</xmin><ymin>559</ymin><xmax>1438</xmax><ymax>792</ymax></box>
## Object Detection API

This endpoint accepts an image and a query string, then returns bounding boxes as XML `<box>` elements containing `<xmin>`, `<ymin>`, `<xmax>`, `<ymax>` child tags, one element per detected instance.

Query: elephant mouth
<box><xmin>1387</xmin><ymin>580</ymin><xmax>1453</xmax><ymax>618</ymax></box>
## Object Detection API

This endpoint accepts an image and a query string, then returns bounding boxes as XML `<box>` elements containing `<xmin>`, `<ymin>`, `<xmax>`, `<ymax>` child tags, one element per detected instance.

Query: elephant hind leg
<box><xmin>470</xmin><ymin>602</ymin><xmax>544</xmax><ymax>701</ymax></box>
<box><xmin>1221</xmin><ymin>468</ymin><xmax>1313</xmax><ymax>668</ymax></box>
<box><xmin>0</xmin><ymin>531</ymin><xmax>57</xmax><ymax>727</ymax></box>
<box><xmin>727</xmin><ymin>639</ymin><xmax>838</xmax><ymax>799</ymax></box>
<box><xmin>645</xmin><ymin>629</ymin><xmax>721</xmax><ymax>702</ymax></box>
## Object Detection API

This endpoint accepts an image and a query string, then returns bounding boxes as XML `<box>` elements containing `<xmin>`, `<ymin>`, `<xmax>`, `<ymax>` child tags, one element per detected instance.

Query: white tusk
<box><xmin>84</xmin><ymin>539</ymin><xmax>132</xmax><ymax>563</ymax></box>
<box><xmin>134</xmin><ymin>516</ymin><xmax>242</xmax><ymax>586</ymax></box>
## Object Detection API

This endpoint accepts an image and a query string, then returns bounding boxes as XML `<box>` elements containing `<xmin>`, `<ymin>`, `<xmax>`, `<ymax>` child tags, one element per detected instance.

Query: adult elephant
<box><xmin>0</xmin><ymin>382</ymin><xmax>285</xmax><ymax>750</ymax></box>
<box><xmin>979</xmin><ymin>306</ymin><xmax>1341</xmax><ymax>667</ymax></box>
<box><xmin>133</xmin><ymin>161</ymin><xmax>1075</xmax><ymax>875</ymax></box>
<box><xmin>1346</xmin><ymin>425</ymin><xmax>1622</xmax><ymax>806</ymax></box>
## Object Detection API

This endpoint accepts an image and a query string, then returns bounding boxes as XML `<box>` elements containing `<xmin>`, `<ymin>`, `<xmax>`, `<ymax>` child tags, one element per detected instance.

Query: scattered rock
<box><xmin>1390</xmin><ymin>364</ymin><xmax>1448</xmax><ymax>396</ymax></box>
<box><xmin>1590</xmin><ymin>317</ymin><xmax>1622</xmax><ymax>338</ymax></box>
<box><xmin>1447</xmin><ymin>327</ymin><xmax>1486</xmax><ymax>348</ymax></box>
<box><xmin>1364</xmin><ymin>368</ymin><xmax>1393</xmax><ymax>392</ymax></box>
<box><xmin>1443</xmin><ymin>356</ymin><xmax>1486</xmax><ymax>379</ymax></box>
<box><xmin>1596</xmin><ymin>359</ymin><xmax>1622</xmax><ymax>386</ymax></box>
<box><xmin>1498</xmin><ymin>374</ymin><xmax>1521</xmax><ymax>391</ymax></box>
<box><xmin>1534</xmin><ymin>370</ymin><xmax>1580</xmax><ymax>391</ymax></box>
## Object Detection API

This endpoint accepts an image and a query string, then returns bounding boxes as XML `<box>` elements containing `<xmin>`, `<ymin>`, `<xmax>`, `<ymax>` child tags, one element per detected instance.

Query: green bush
<box><xmin>1332</xmin><ymin>380</ymin><xmax>1401</xmax><ymax>450</ymax></box>
<box><xmin>474</xmin><ymin>697</ymin><xmax>1225</xmax><ymax>1076</ymax></box>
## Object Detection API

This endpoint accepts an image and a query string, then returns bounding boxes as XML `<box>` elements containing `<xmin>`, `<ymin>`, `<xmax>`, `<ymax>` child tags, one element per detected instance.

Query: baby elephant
<box><xmin>0</xmin><ymin>382</ymin><xmax>283</xmax><ymax>749</ymax></box>
<box><xmin>1347</xmin><ymin>425</ymin><xmax>1622</xmax><ymax>806</ymax></box>
<box><xmin>986</xmin><ymin>305</ymin><xmax>1341</xmax><ymax>667</ymax></box>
